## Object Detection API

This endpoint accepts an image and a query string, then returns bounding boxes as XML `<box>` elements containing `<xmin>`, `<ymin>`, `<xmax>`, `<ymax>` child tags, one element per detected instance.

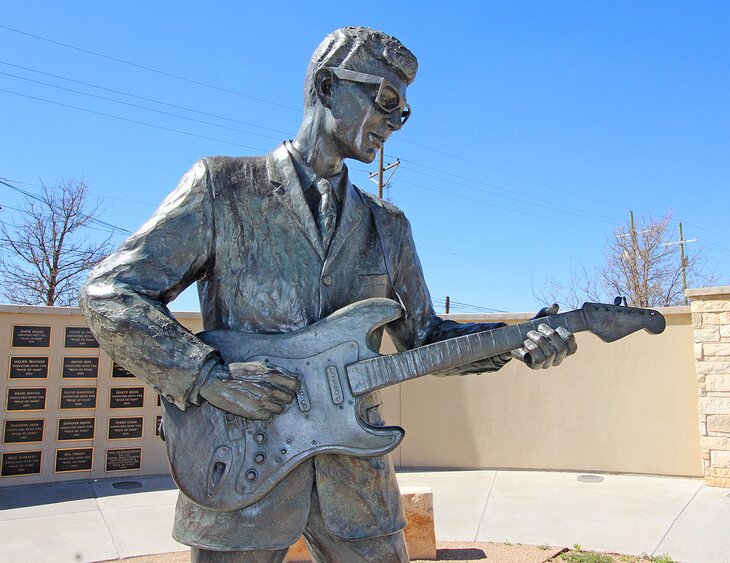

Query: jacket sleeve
<box><xmin>382</xmin><ymin>209</ymin><xmax>510</xmax><ymax>375</ymax></box>
<box><xmin>79</xmin><ymin>159</ymin><xmax>221</xmax><ymax>409</ymax></box>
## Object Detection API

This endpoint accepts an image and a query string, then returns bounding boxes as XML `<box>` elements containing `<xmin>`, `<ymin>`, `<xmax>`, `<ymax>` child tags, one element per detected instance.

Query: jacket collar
<box><xmin>266</xmin><ymin>143</ymin><xmax>367</xmax><ymax>263</ymax></box>
<box><xmin>266</xmin><ymin>143</ymin><xmax>324</xmax><ymax>259</ymax></box>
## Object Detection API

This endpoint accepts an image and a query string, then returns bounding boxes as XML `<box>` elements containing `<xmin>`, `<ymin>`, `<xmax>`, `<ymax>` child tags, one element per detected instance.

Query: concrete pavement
<box><xmin>1</xmin><ymin>470</ymin><xmax>729</xmax><ymax>562</ymax></box>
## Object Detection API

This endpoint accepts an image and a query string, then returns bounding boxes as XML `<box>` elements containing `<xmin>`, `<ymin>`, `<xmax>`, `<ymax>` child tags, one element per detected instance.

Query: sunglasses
<box><xmin>325</xmin><ymin>67</ymin><xmax>411</xmax><ymax>125</ymax></box>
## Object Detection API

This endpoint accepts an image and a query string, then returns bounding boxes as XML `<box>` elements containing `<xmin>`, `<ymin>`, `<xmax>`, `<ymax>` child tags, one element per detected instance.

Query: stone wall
<box><xmin>1</xmin><ymin>302</ymin><xmax>701</xmax><ymax>486</ymax></box>
<box><xmin>687</xmin><ymin>286</ymin><xmax>730</xmax><ymax>487</ymax></box>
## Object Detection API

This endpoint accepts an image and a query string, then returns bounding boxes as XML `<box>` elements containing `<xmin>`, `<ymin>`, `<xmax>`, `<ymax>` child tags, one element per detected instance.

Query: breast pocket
<box><xmin>355</xmin><ymin>273</ymin><xmax>389</xmax><ymax>299</ymax></box>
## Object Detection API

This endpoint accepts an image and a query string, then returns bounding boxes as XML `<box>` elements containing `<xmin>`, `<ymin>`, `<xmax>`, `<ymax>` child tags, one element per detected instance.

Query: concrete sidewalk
<box><xmin>0</xmin><ymin>470</ymin><xmax>729</xmax><ymax>563</ymax></box>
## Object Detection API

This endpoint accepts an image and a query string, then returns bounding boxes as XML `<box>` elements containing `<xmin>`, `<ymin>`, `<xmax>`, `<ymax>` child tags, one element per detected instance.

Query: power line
<box><xmin>396</xmin><ymin>162</ymin><xmax>619</xmax><ymax>225</ymax></box>
<box><xmin>683</xmin><ymin>223</ymin><xmax>730</xmax><ymax>252</ymax></box>
<box><xmin>686</xmin><ymin>223</ymin><xmax>730</xmax><ymax>242</ymax></box>
<box><xmin>0</xmin><ymin>24</ymin><xmax>300</xmax><ymax>112</ymax></box>
<box><xmin>0</xmin><ymin>60</ymin><xmax>293</xmax><ymax>136</ymax></box>
<box><xmin>420</xmin><ymin>247</ymin><xmax>571</xmax><ymax>273</ymax></box>
<box><xmin>1</xmin><ymin>87</ymin><xmax>609</xmax><ymax>232</ymax></box>
<box><xmin>1</xmin><ymin>34</ymin><xmax>715</xmax><ymax>249</ymax></box>
<box><xmin>5</xmin><ymin>58</ymin><xmax>612</xmax><ymax>225</ymax></box>
<box><xmin>432</xmin><ymin>297</ymin><xmax>505</xmax><ymax>313</ymax></box>
<box><xmin>0</xmin><ymin>56</ymin><xmax>632</xmax><ymax>226</ymax></box>
<box><xmin>0</xmin><ymin>88</ymin><xmax>272</xmax><ymax>154</ymax></box>
<box><xmin>396</xmin><ymin>178</ymin><xmax>607</xmax><ymax>233</ymax></box>
<box><xmin>390</xmin><ymin>138</ymin><xmax>629</xmax><ymax>212</ymax></box>
<box><xmin>0</xmin><ymin>28</ymin><xmax>648</xmax><ymax>219</ymax></box>
<box><xmin>4</xmin><ymin>58</ymin><xmax>616</xmax><ymax>226</ymax></box>
<box><xmin>0</xmin><ymin>178</ymin><xmax>133</xmax><ymax>235</ymax></box>
<box><xmin>1</xmin><ymin>24</ymin><xmax>691</xmax><ymax>234</ymax></box>
<box><xmin>0</xmin><ymin>70</ymin><xmax>286</xmax><ymax>143</ymax></box>
<box><xmin>0</xmin><ymin>177</ymin><xmax>157</xmax><ymax>208</ymax></box>
<box><xmin>697</xmin><ymin>241</ymin><xmax>730</xmax><ymax>260</ymax></box>
<box><xmin>695</xmin><ymin>245</ymin><xmax>730</xmax><ymax>269</ymax></box>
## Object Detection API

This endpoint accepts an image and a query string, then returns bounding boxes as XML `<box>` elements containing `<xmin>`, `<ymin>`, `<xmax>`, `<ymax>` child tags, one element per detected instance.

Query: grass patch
<box><xmin>558</xmin><ymin>550</ymin><xmax>677</xmax><ymax>563</ymax></box>
<box><xmin>559</xmin><ymin>552</ymin><xmax>614</xmax><ymax>563</ymax></box>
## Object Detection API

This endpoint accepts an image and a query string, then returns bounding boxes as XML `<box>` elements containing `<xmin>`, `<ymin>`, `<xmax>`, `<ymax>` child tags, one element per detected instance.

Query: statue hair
<box><xmin>303</xmin><ymin>27</ymin><xmax>418</xmax><ymax>109</ymax></box>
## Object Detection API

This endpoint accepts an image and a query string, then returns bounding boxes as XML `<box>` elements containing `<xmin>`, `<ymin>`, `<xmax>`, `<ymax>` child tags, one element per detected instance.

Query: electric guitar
<box><xmin>161</xmin><ymin>297</ymin><xmax>665</xmax><ymax>511</ymax></box>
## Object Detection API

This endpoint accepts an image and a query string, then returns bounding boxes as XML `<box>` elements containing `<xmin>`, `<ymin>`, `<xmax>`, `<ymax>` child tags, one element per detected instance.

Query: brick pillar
<box><xmin>686</xmin><ymin>286</ymin><xmax>730</xmax><ymax>487</ymax></box>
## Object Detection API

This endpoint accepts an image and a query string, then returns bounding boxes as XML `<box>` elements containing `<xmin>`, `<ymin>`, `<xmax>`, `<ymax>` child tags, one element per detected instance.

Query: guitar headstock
<box><xmin>580</xmin><ymin>302</ymin><xmax>666</xmax><ymax>342</ymax></box>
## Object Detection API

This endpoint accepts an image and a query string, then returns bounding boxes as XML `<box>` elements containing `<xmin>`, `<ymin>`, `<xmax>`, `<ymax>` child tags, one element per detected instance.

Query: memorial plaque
<box><xmin>109</xmin><ymin>387</ymin><xmax>144</xmax><ymax>409</ymax></box>
<box><xmin>11</xmin><ymin>325</ymin><xmax>50</xmax><ymax>348</ymax></box>
<box><xmin>108</xmin><ymin>416</ymin><xmax>144</xmax><ymax>440</ymax></box>
<box><xmin>64</xmin><ymin>327</ymin><xmax>99</xmax><ymax>349</ymax></box>
<box><xmin>105</xmin><ymin>447</ymin><xmax>142</xmax><ymax>472</ymax></box>
<box><xmin>55</xmin><ymin>447</ymin><xmax>94</xmax><ymax>473</ymax></box>
<box><xmin>6</xmin><ymin>388</ymin><xmax>47</xmax><ymax>411</ymax></box>
<box><xmin>112</xmin><ymin>363</ymin><xmax>135</xmax><ymax>378</ymax></box>
<box><xmin>3</xmin><ymin>419</ymin><xmax>45</xmax><ymax>444</ymax></box>
<box><xmin>155</xmin><ymin>415</ymin><xmax>162</xmax><ymax>437</ymax></box>
<box><xmin>8</xmin><ymin>357</ymin><xmax>49</xmax><ymax>379</ymax></box>
<box><xmin>1</xmin><ymin>451</ymin><xmax>42</xmax><ymax>477</ymax></box>
<box><xmin>62</xmin><ymin>357</ymin><xmax>99</xmax><ymax>379</ymax></box>
<box><xmin>60</xmin><ymin>387</ymin><xmax>97</xmax><ymax>410</ymax></box>
<box><xmin>57</xmin><ymin>417</ymin><xmax>96</xmax><ymax>441</ymax></box>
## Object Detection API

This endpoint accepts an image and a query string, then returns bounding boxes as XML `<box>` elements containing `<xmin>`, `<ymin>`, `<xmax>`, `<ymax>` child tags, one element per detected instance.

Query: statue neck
<box><xmin>292</xmin><ymin>111</ymin><xmax>344</xmax><ymax>179</ymax></box>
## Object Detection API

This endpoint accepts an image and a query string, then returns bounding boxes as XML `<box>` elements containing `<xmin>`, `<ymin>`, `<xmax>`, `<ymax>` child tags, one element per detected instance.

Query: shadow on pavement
<box><xmin>436</xmin><ymin>547</ymin><xmax>488</xmax><ymax>560</ymax></box>
<box><xmin>0</xmin><ymin>474</ymin><xmax>177</xmax><ymax>510</ymax></box>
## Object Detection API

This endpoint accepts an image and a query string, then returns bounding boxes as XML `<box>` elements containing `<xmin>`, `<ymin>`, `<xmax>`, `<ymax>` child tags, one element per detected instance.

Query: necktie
<box><xmin>316</xmin><ymin>178</ymin><xmax>337</xmax><ymax>249</ymax></box>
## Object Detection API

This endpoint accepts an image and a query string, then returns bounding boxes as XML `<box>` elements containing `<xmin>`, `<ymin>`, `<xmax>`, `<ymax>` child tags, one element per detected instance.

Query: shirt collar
<box><xmin>284</xmin><ymin>141</ymin><xmax>347</xmax><ymax>202</ymax></box>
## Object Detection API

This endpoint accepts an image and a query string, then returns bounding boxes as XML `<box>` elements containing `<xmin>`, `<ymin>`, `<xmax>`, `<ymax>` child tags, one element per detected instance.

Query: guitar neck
<box><xmin>346</xmin><ymin>309</ymin><xmax>587</xmax><ymax>396</ymax></box>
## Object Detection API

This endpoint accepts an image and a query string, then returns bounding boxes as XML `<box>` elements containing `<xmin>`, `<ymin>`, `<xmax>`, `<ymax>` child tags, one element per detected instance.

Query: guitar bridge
<box><xmin>225</xmin><ymin>413</ymin><xmax>246</xmax><ymax>441</ymax></box>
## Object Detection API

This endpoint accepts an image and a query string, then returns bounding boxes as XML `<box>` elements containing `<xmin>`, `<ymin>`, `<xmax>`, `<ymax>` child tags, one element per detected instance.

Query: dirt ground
<box><xmin>116</xmin><ymin>542</ymin><xmax>660</xmax><ymax>563</ymax></box>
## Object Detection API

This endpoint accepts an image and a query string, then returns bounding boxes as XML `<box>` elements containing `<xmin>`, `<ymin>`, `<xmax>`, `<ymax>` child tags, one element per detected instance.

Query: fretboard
<box><xmin>346</xmin><ymin>309</ymin><xmax>587</xmax><ymax>395</ymax></box>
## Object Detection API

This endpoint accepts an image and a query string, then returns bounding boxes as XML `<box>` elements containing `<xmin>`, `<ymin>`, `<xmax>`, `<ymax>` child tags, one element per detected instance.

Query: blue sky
<box><xmin>1</xmin><ymin>1</ymin><xmax>728</xmax><ymax>313</ymax></box>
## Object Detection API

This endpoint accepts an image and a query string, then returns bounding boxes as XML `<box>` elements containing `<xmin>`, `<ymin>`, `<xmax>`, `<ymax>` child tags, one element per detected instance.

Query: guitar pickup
<box><xmin>327</xmin><ymin>365</ymin><xmax>344</xmax><ymax>405</ymax></box>
<box><xmin>296</xmin><ymin>377</ymin><xmax>311</xmax><ymax>412</ymax></box>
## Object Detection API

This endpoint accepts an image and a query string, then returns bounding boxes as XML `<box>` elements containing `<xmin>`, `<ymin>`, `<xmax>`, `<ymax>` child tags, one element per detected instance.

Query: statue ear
<box><xmin>314</xmin><ymin>68</ymin><xmax>335</xmax><ymax>109</ymax></box>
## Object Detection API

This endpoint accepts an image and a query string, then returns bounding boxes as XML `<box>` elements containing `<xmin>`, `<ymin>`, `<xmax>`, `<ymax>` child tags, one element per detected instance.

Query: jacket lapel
<box><xmin>326</xmin><ymin>177</ymin><xmax>366</xmax><ymax>263</ymax></box>
<box><xmin>266</xmin><ymin>144</ymin><xmax>325</xmax><ymax>260</ymax></box>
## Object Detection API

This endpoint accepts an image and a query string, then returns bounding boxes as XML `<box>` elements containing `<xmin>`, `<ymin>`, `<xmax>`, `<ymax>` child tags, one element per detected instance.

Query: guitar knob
<box><xmin>254</xmin><ymin>432</ymin><xmax>266</xmax><ymax>444</ymax></box>
<box><xmin>245</xmin><ymin>469</ymin><xmax>257</xmax><ymax>481</ymax></box>
<box><xmin>254</xmin><ymin>453</ymin><xmax>265</xmax><ymax>464</ymax></box>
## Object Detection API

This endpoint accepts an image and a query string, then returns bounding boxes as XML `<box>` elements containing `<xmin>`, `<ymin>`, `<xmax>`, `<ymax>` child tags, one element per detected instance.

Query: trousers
<box><xmin>190</xmin><ymin>483</ymin><xmax>409</xmax><ymax>563</ymax></box>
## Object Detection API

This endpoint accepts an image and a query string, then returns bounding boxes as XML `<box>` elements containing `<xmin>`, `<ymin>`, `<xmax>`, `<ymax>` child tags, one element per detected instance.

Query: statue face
<box><xmin>325</xmin><ymin>63</ymin><xmax>409</xmax><ymax>164</ymax></box>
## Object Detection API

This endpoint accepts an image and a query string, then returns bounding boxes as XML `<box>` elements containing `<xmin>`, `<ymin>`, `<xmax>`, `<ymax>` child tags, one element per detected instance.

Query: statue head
<box><xmin>304</xmin><ymin>27</ymin><xmax>418</xmax><ymax>110</ymax></box>
<box><xmin>298</xmin><ymin>27</ymin><xmax>418</xmax><ymax>165</ymax></box>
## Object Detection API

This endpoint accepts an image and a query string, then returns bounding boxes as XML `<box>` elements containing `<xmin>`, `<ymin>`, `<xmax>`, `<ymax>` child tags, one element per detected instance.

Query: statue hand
<box><xmin>512</xmin><ymin>304</ymin><xmax>578</xmax><ymax>369</ymax></box>
<box><xmin>199</xmin><ymin>361</ymin><xmax>299</xmax><ymax>419</ymax></box>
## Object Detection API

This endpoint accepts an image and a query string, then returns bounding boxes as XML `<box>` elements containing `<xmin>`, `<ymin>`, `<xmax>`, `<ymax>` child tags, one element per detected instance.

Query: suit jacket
<box><xmin>79</xmin><ymin>143</ymin><xmax>505</xmax><ymax>549</ymax></box>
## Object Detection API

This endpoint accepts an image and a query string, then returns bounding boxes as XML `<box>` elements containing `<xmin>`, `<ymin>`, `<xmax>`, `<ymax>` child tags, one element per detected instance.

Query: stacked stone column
<box><xmin>687</xmin><ymin>286</ymin><xmax>730</xmax><ymax>487</ymax></box>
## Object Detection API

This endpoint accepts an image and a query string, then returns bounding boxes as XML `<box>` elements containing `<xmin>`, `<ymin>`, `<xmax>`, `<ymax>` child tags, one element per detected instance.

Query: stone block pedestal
<box><xmin>284</xmin><ymin>486</ymin><xmax>437</xmax><ymax>561</ymax></box>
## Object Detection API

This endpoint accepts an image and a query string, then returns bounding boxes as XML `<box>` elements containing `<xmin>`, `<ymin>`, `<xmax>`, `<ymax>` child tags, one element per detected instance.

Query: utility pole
<box><xmin>665</xmin><ymin>222</ymin><xmax>698</xmax><ymax>305</ymax></box>
<box><xmin>378</xmin><ymin>148</ymin><xmax>384</xmax><ymax>199</ymax></box>
<box><xmin>444</xmin><ymin>295</ymin><xmax>450</xmax><ymax>314</ymax></box>
<box><xmin>369</xmin><ymin>149</ymin><xmax>400</xmax><ymax>200</ymax></box>
<box><xmin>679</xmin><ymin>223</ymin><xmax>688</xmax><ymax>305</ymax></box>
<box><xmin>628</xmin><ymin>210</ymin><xmax>640</xmax><ymax>306</ymax></box>
<box><xmin>629</xmin><ymin>210</ymin><xmax>636</xmax><ymax>246</ymax></box>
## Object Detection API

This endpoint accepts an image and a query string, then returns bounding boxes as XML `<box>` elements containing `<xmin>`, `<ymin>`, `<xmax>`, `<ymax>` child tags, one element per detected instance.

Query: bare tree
<box><xmin>532</xmin><ymin>265</ymin><xmax>602</xmax><ymax>310</ymax></box>
<box><xmin>0</xmin><ymin>179</ymin><xmax>112</xmax><ymax>306</ymax></box>
<box><xmin>533</xmin><ymin>211</ymin><xmax>717</xmax><ymax>309</ymax></box>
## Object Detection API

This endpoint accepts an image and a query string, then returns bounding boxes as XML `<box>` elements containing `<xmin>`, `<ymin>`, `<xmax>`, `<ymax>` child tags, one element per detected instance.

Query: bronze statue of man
<box><xmin>80</xmin><ymin>27</ymin><xmax>576</xmax><ymax>562</ymax></box>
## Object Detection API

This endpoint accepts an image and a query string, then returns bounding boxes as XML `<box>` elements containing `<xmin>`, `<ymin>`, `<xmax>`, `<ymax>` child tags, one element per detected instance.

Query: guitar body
<box><xmin>161</xmin><ymin>298</ymin><xmax>405</xmax><ymax>512</ymax></box>
<box><xmin>161</xmin><ymin>295</ymin><xmax>666</xmax><ymax>512</ymax></box>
